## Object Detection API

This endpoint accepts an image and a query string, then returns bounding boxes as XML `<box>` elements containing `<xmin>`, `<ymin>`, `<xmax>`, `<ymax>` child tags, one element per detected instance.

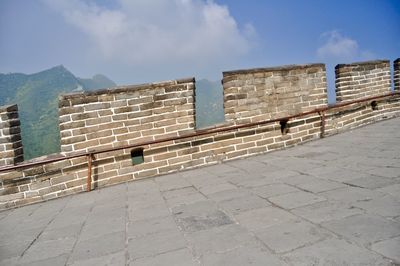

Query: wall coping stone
<box><xmin>222</xmin><ymin>63</ymin><xmax>325</xmax><ymax>77</ymax></box>
<box><xmin>335</xmin><ymin>59</ymin><xmax>389</xmax><ymax>69</ymax></box>
<box><xmin>0</xmin><ymin>104</ymin><xmax>18</xmax><ymax>113</ymax></box>
<box><xmin>60</xmin><ymin>77</ymin><xmax>195</xmax><ymax>100</ymax></box>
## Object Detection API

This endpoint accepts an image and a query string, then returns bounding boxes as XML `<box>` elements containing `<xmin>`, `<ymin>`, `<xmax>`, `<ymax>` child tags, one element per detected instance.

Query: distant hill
<box><xmin>0</xmin><ymin>66</ymin><xmax>116</xmax><ymax>159</ymax></box>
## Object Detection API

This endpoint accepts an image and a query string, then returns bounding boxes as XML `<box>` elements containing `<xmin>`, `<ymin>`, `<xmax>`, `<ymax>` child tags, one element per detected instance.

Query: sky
<box><xmin>0</xmin><ymin>0</ymin><xmax>399</xmax><ymax>102</ymax></box>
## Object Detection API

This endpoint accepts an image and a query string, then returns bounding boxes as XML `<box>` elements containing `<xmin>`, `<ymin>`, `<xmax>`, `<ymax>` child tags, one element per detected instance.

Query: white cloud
<box><xmin>43</xmin><ymin>0</ymin><xmax>254</xmax><ymax>73</ymax></box>
<box><xmin>317</xmin><ymin>30</ymin><xmax>358</xmax><ymax>60</ymax></box>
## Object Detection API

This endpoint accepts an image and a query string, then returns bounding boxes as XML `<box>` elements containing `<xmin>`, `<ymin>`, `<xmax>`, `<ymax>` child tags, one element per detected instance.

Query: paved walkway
<box><xmin>1</xmin><ymin>118</ymin><xmax>400</xmax><ymax>266</ymax></box>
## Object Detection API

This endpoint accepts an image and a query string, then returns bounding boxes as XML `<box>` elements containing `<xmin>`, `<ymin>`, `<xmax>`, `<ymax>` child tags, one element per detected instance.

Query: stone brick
<box><xmin>51</xmin><ymin>174</ymin><xmax>76</xmax><ymax>185</ymax></box>
<box><xmin>84</xmin><ymin>102</ymin><xmax>111</xmax><ymax>111</ymax></box>
<box><xmin>73</xmin><ymin>139</ymin><xmax>100</xmax><ymax>151</ymax></box>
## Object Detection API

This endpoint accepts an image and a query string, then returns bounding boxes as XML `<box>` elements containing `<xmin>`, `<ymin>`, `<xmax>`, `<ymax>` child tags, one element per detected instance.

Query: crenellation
<box><xmin>335</xmin><ymin>60</ymin><xmax>391</xmax><ymax>102</ymax></box>
<box><xmin>0</xmin><ymin>104</ymin><xmax>24</xmax><ymax>166</ymax></box>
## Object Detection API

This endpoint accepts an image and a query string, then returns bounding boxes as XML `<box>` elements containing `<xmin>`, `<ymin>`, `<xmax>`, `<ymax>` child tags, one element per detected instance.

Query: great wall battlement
<box><xmin>0</xmin><ymin>59</ymin><xmax>399</xmax><ymax>210</ymax></box>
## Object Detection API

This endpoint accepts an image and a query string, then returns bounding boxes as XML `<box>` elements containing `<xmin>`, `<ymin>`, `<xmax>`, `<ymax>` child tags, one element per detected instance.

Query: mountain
<box><xmin>77</xmin><ymin>74</ymin><xmax>116</xmax><ymax>91</ymax></box>
<box><xmin>0</xmin><ymin>66</ymin><xmax>224</xmax><ymax>160</ymax></box>
<box><xmin>195</xmin><ymin>79</ymin><xmax>225</xmax><ymax>128</ymax></box>
<box><xmin>0</xmin><ymin>66</ymin><xmax>116</xmax><ymax>159</ymax></box>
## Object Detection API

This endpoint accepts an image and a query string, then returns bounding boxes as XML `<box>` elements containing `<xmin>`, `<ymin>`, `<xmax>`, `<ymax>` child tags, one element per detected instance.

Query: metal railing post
<box><xmin>319</xmin><ymin>111</ymin><xmax>326</xmax><ymax>138</ymax></box>
<box><xmin>86</xmin><ymin>154</ymin><xmax>93</xmax><ymax>192</ymax></box>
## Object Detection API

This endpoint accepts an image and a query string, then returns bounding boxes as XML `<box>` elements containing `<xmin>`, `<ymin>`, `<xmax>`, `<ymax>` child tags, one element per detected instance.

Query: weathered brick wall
<box><xmin>394</xmin><ymin>58</ymin><xmax>400</xmax><ymax>91</ymax></box>
<box><xmin>1</xmin><ymin>60</ymin><xmax>400</xmax><ymax>210</ymax></box>
<box><xmin>0</xmin><ymin>105</ymin><xmax>23</xmax><ymax>166</ymax></box>
<box><xmin>223</xmin><ymin>64</ymin><xmax>327</xmax><ymax>125</ymax></box>
<box><xmin>59</xmin><ymin>78</ymin><xmax>196</xmax><ymax>154</ymax></box>
<box><xmin>335</xmin><ymin>60</ymin><xmax>391</xmax><ymax>102</ymax></box>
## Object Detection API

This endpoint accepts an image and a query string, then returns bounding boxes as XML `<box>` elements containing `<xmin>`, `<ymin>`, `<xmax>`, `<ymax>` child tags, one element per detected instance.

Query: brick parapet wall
<box><xmin>58</xmin><ymin>78</ymin><xmax>196</xmax><ymax>154</ymax></box>
<box><xmin>394</xmin><ymin>58</ymin><xmax>400</xmax><ymax>91</ymax></box>
<box><xmin>1</xmin><ymin>60</ymin><xmax>400</xmax><ymax>210</ymax></box>
<box><xmin>335</xmin><ymin>60</ymin><xmax>391</xmax><ymax>102</ymax></box>
<box><xmin>0</xmin><ymin>105</ymin><xmax>23</xmax><ymax>167</ymax></box>
<box><xmin>222</xmin><ymin>63</ymin><xmax>328</xmax><ymax>125</ymax></box>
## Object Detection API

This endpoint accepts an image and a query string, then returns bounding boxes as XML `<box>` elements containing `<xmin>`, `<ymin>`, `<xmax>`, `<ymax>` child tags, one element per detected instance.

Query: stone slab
<box><xmin>128</xmin><ymin>229</ymin><xmax>186</xmax><ymax>260</ymax></box>
<box><xmin>132</xmin><ymin>248</ymin><xmax>198</xmax><ymax>266</ymax></box>
<box><xmin>268</xmin><ymin>191</ymin><xmax>326</xmax><ymax>210</ymax></box>
<box><xmin>291</xmin><ymin>200</ymin><xmax>364</xmax><ymax>224</ymax></box>
<box><xmin>352</xmin><ymin>195</ymin><xmax>400</xmax><ymax>217</ymax></box>
<box><xmin>202</xmin><ymin>246</ymin><xmax>286</xmax><ymax>266</ymax></box>
<box><xmin>282</xmin><ymin>238</ymin><xmax>392</xmax><ymax>266</ymax></box>
<box><xmin>185</xmin><ymin>224</ymin><xmax>258</xmax><ymax>256</ymax></box>
<box><xmin>251</xmin><ymin>183</ymin><xmax>300</xmax><ymax>198</ymax></box>
<box><xmin>69</xmin><ymin>231</ymin><xmax>125</xmax><ymax>263</ymax></box>
<box><xmin>256</xmin><ymin>219</ymin><xmax>332</xmax><ymax>253</ymax></box>
<box><xmin>371</xmin><ymin>236</ymin><xmax>400</xmax><ymax>264</ymax></box>
<box><xmin>234</xmin><ymin>206</ymin><xmax>297</xmax><ymax>231</ymax></box>
<box><xmin>321</xmin><ymin>214</ymin><xmax>400</xmax><ymax>246</ymax></box>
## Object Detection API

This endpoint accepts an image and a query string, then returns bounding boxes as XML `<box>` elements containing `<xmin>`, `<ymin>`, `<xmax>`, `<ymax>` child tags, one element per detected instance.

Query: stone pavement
<box><xmin>0</xmin><ymin>118</ymin><xmax>400</xmax><ymax>266</ymax></box>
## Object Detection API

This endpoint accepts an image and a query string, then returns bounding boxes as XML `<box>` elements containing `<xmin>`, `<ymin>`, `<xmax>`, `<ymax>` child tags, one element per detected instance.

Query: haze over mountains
<box><xmin>0</xmin><ymin>66</ymin><xmax>224</xmax><ymax>160</ymax></box>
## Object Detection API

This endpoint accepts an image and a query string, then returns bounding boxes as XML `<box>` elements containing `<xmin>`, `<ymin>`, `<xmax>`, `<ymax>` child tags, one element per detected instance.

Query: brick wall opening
<box><xmin>371</xmin><ymin>101</ymin><xmax>378</xmax><ymax>111</ymax></box>
<box><xmin>131</xmin><ymin>148</ymin><xmax>144</xmax><ymax>165</ymax></box>
<box><xmin>280</xmin><ymin>119</ymin><xmax>290</xmax><ymax>135</ymax></box>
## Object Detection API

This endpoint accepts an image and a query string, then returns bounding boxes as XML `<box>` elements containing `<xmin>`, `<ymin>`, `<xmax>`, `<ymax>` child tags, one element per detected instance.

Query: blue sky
<box><xmin>1</xmin><ymin>0</ymin><xmax>399</xmax><ymax>101</ymax></box>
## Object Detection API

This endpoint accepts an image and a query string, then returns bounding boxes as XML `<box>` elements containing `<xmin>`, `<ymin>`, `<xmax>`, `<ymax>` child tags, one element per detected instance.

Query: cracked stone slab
<box><xmin>321</xmin><ymin>214</ymin><xmax>400</xmax><ymax>246</ymax></box>
<box><xmin>268</xmin><ymin>191</ymin><xmax>326</xmax><ymax>210</ymax></box>
<box><xmin>291</xmin><ymin>200</ymin><xmax>364</xmax><ymax>224</ymax></box>
<box><xmin>256</xmin><ymin>219</ymin><xmax>332</xmax><ymax>253</ymax></box>
<box><xmin>282</xmin><ymin>238</ymin><xmax>393</xmax><ymax>266</ymax></box>
<box><xmin>371</xmin><ymin>236</ymin><xmax>400</xmax><ymax>264</ymax></box>
<box><xmin>173</xmin><ymin>201</ymin><xmax>233</xmax><ymax>232</ymax></box>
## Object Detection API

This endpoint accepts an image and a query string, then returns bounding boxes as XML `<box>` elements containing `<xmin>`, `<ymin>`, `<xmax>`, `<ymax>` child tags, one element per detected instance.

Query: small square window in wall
<box><xmin>131</xmin><ymin>148</ymin><xmax>144</xmax><ymax>165</ymax></box>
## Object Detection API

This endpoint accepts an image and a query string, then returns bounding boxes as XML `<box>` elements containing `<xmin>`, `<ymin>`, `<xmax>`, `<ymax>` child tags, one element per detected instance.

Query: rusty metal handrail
<box><xmin>1</xmin><ymin>91</ymin><xmax>399</xmax><ymax>187</ymax></box>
